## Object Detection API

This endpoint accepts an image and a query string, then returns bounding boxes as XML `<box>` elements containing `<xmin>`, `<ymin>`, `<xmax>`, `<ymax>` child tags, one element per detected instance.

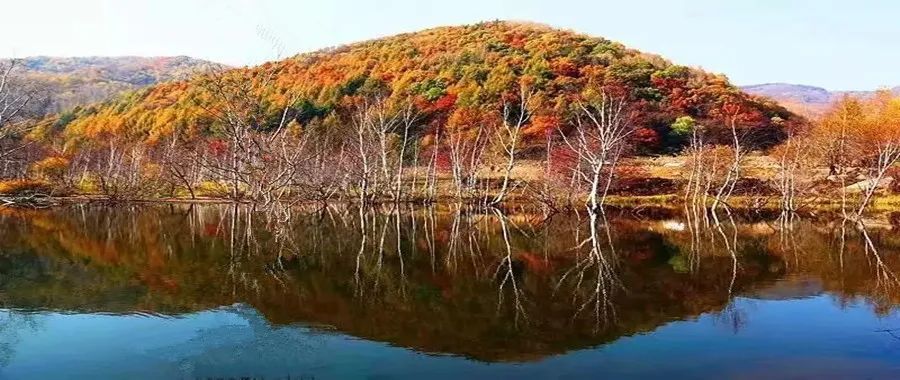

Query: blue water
<box><xmin>2</xmin><ymin>296</ymin><xmax>898</xmax><ymax>379</ymax></box>
<box><xmin>2</xmin><ymin>205</ymin><xmax>900</xmax><ymax>379</ymax></box>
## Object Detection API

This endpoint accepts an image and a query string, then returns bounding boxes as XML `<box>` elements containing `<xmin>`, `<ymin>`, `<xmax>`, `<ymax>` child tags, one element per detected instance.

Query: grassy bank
<box><xmin>2</xmin><ymin>156</ymin><xmax>898</xmax><ymax>213</ymax></box>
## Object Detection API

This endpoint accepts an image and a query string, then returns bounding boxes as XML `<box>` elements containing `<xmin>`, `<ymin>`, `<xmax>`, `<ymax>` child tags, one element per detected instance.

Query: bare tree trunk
<box><xmin>492</xmin><ymin>85</ymin><xmax>532</xmax><ymax>205</ymax></box>
<box><xmin>855</xmin><ymin>143</ymin><xmax>900</xmax><ymax>217</ymax></box>
<box><xmin>559</xmin><ymin>91</ymin><xmax>633</xmax><ymax>212</ymax></box>
<box><xmin>393</xmin><ymin>102</ymin><xmax>419</xmax><ymax>203</ymax></box>
<box><xmin>712</xmin><ymin>115</ymin><xmax>743</xmax><ymax>211</ymax></box>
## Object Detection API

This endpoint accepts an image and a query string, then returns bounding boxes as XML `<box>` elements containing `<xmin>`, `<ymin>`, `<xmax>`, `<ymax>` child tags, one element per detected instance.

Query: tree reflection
<box><xmin>492</xmin><ymin>208</ymin><xmax>528</xmax><ymax>326</ymax></box>
<box><xmin>0</xmin><ymin>310</ymin><xmax>40</xmax><ymax>367</ymax></box>
<box><xmin>0</xmin><ymin>205</ymin><xmax>899</xmax><ymax>361</ymax></box>
<box><xmin>555</xmin><ymin>208</ymin><xmax>621</xmax><ymax>331</ymax></box>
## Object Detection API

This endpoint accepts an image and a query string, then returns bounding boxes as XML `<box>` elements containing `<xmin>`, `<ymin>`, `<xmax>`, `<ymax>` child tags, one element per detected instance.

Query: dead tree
<box><xmin>560</xmin><ymin>91</ymin><xmax>634</xmax><ymax>212</ymax></box>
<box><xmin>446</xmin><ymin>122</ymin><xmax>490</xmax><ymax>200</ymax></box>
<box><xmin>393</xmin><ymin>101</ymin><xmax>420</xmax><ymax>203</ymax></box>
<box><xmin>0</xmin><ymin>59</ymin><xmax>47</xmax><ymax>176</ymax></box>
<box><xmin>85</xmin><ymin>135</ymin><xmax>158</xmax><ymax>201</ymax></box>
<box><xmin>158</xmin><ymin>134</ymin><xmax>202</xmax><ymax>199</ymax></box>
<box><xmin>711</xmin><ymin>103</ymin><xmax>749</xmax><ymax>211</ymax></box>
<box><xmin>855</xmin><ymin>142</ymin><xmax>900</xmax><ymax>217</ymax></box>
<box><xmin>491</xmin><ymin>85</ymin><xmax>533</xmax><ymax>205</ymax></box>
<box><xmin>347</xmin><ymin>96</ymin><xmax>403</xmax><ymax>204</ymax></box>
<box><xmin>193</xmin><ymin>67</ymin><xmax>305</xmax><ymax>204</ymax></box>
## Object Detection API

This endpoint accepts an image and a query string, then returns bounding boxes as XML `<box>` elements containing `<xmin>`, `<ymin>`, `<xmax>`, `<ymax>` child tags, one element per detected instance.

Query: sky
<box><xmin>1</xmin><ymin>0</ymin><xmax>898</xmax><ymax>90</ymax></box>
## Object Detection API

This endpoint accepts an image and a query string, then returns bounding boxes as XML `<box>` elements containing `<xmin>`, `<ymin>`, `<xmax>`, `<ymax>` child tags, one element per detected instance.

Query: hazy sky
<box><xmin>2</xmin><ymin>0</ymin><xmax>898</xmax><ymax>90</ymax></box>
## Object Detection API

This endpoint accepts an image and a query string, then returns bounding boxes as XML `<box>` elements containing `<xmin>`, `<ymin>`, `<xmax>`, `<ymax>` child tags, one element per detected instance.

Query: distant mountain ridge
<box><xmin>1</xmin><ymin>56</ymin><xmax>226</xmax><ymax>114</ymax></box>
<box><xmin>742</xmin><ymin>83</ymin><xmax>900</xmax><ymax>117</ymax></box>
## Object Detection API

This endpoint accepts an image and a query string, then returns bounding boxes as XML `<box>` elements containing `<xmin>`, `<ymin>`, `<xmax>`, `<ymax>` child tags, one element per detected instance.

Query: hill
<box><xmin>742</xmin><ymin>83</ymin><xmax>900</xmax><ymax>118</ymax></box>
<box><xmin>44</xmin><ymin>21</ymin><xmax>798</xmax><ymax>152</ymax></box>
<box><xmin>2</xmin><ymin>56</ymin><xmax>225</xmax><ymax>114</ymax></box>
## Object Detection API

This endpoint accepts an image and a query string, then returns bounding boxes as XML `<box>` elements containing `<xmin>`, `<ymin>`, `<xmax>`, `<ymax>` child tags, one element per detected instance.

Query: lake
<box><xmin>0</xmin><ymin>204</ymin><xmax>899</xmax><ymax>379</ymax></box>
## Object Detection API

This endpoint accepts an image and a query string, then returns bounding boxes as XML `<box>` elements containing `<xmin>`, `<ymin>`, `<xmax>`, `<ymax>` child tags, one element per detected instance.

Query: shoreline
<box><xmin>6</xmin><ymin>193</ymin><xmax>900</xmax><ymax>214</ymax></box>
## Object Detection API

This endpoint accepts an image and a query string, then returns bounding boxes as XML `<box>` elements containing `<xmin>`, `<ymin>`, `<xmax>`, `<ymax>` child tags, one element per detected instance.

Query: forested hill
<box><xmin>43</xmin><ymin>21</ymin><xmax>798</xmax><ymax>152</ymax></box>
<box><xmin>4</xmin><ymin>56</ymin><xmax>224</xmax><ymax>114</ymax></box>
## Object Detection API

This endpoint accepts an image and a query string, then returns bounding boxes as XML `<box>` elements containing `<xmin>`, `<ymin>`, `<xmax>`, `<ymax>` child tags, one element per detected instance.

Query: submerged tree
<box><xmin>193</xmin><ymin>67</ymin><xmax>307</xmax><ymax>205</ymax></box>
<box><xmin>560</xmin><ymin>89</ymin><xmax>635</xmax><ymax>211</ymax></box>
<box><xmin>444</xmin><ymin>109</ymin><xmax>492</xmax><ymax>200</ymax></box>
<box><xmin>345</xmin><ymin>96</ymin><xmax>420</xmax><ymax>205</ymax></box>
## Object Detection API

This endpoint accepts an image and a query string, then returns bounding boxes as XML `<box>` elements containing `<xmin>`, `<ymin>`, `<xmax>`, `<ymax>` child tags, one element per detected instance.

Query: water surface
<box><xmin>0</xmin><ymin>205</ymin><xmax>899</xmax><ymax>379</ymax></box>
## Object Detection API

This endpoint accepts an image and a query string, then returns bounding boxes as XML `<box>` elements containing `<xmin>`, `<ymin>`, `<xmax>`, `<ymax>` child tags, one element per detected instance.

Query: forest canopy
<box><xmin>37</xmin><ymin>21</ymin><xmax>799</xmax><ymax>153</ymax></box>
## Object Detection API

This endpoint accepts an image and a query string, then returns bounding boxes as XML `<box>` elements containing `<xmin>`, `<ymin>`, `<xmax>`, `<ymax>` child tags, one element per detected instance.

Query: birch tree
<box><xmin>491</xmin><ymin>85</ymin><xmax>533</xmax><ymax>205</ymax></box>
<box><xmin>560</xmin><ymin>90</ymin><xmax>634</xmax><ymax>211</ymax></box>
<box><xmin>852</xmin><ymin>93</ymin><xmax>900</xmax><ymax>218</ymax></box>
<box><xmin>0</xmin><ymin>60</ymin><xmax>46</xmax><ymax>173</ymax></box>
<box><xmin>194</xmin><ymin>67</ymin><xmax>305</xmax><ymax>204</ymax></box>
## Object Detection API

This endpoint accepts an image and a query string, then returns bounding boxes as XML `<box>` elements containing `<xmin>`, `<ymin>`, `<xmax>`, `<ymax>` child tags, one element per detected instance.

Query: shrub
<box><xmin>0</xmin><ymin>179</ymin><xmax>54</xmax><ymax>196</ymax></box>
<box><xmin>195</xmin><ymin>181</ymin><xmax>232</xmax><ymax>198</ymax></box>
<box><xmin>30</xmin><ymin>156</ymin><xmax>71</xmax><ymax>180</ymax></box>
<box><xmin>730</xmin><ymin>178</ymin><xmax>778</xmax><ymax>196</ymax></box>
<box><xmin>886</xmin><ymin>167</ymin><xmax>900</xmax><ymax>194</ymax></box>
<box><xmin>610</xmin><ymin>177</ymin><xmax>679</xmax><ymax>196</ymax></box>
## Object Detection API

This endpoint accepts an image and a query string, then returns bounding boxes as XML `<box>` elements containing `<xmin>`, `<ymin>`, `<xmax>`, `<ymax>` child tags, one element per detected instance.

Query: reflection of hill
<box><xmin>743</xmin><ymin>276</ymin><xmax>824</xmax><ymax>301</ymax></box>
<box><xmin>0</xmin><ymin>206</ymin><xmax>898</xmax><ymax>362</ymax></box>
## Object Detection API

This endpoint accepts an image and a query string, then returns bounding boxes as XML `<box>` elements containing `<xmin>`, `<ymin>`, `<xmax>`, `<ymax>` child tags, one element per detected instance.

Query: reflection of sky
<box><xmin>2</xmin><ymin>296</ymin><xmax>900</xmax><ymax>379</ymax></box>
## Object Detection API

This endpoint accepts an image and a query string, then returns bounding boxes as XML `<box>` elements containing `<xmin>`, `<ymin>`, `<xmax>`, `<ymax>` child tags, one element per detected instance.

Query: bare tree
<box><xmin>392</xmin><ymin>101</ymin><xmax>420</xmax><ymax>203</ymax></box>
<box><xmin>528</xmin><ymin>129</ymin><xmax>566</xmax><ymax>213</ymax></box>
<box><xmin>816</xmin><ymin>93</ymin><xmax>900</xmax><ymax>219</ymax></box>
<box><xmin>852</xmin><ymin>95</ymin><xmax>900</xmax><ymax>218</ymax></box>
<box><xmin>0</xmin><ymin>60</ymin><xmax>47</xmax><ymax>175</ymax></box>
<box><xmin>491</xmin><ymin>85</ymin><xmax>533</xmax><ymax>205</ymax></box>
<box><xmin>194</xmin><ymin>70</ymin><xmax>264</xmax><ymax>200</ymax></box>
<box><xmin>560</xmin><ymin>91</ymin><xmax>634</xmax><ymax>211</ymax></box>
<box><xmin>0</xmin><ymin>60</ymin><xmax>33</xmax><ymax>137</ymax></box>
<box><xmin>770</xmin><ymin>125</ymin><xmax>817</xmax><ymax>215</ymax></box>
<box><xmin>350</xmin><ymin>96</ymin><xmax>421</xmax><ymax>204</ymax></box>
<box><xmin>193</xmin><ymin>67</ymin><xmax>305</xmax><ymax>204</ymax></box>
<box><xmin>556</xmin><ymin>208</ymin><xmax>621</xmax><ymax>330</ymax></box>
<box><xmin>855</xmin><ymin>140</ymin><xmax>900</xmax><ymax>218</ymax></box>
<box><xmin>347</xmin><ymin>96</ymin><xmax>402</xmax><ymax>205</ymax></box>
<box><xmin>85</xmin><ymin>135</ymin><xmax>159</xmax><ymax>201</ymax></box>
<box><xmin>711</xmin><ymin>103</ymin><xmax>749</xmax><ymax>211</ymax></box>
<box><xmin>158</xmin><ymin>134</ymin><xmax>202</xmax><ymax>199</ymax></box>
<box><xmin>419</xmin><ymin>133</ymin><xmax>441</xmax><ymax>202</ymax></box>
<box><xmin>682</xmin><ymin>121</ymin><xmax>710</xmax><ymax>209</ymax></box>
<box><xmin>492</xmin><ymin>208</ymin><xmax>528</xmax><ymax>325</ymax></box>
<box><xmin>293</xmin><ymin>132</ymin><xmax>350</xmax><ymax>204</ymax></box>
<box><xmin>446</xmin><ymin>120</ymin><xmax>490</xmax><ymax>200</ymax></box>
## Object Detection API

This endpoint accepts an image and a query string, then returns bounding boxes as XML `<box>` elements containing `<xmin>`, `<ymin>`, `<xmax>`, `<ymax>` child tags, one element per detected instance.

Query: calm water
<box><xmin>1</xmin><ymin>204</ymin><xmax>899</xmax><ymax>379</ymax></box>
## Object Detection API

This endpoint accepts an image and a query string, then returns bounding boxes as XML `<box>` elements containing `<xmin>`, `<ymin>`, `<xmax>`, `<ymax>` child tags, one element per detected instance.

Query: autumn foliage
<box><xmin>35</xmin><ymin>21</ymin><xmax>796</xmax><ymax>153</ymax></box>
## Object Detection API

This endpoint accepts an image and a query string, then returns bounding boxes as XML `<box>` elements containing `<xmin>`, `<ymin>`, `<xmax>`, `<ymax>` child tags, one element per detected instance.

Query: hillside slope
<box><xmin>4</xmin><ymin>56</ymin><xmax>224</xmax><ymax>114</ymax></box>
<box><xmin>743</xmin><ymin>83</ymin><xmax>900</xmax><ymax>117</ymax></box>
<box><xmin>46</xmin><ymin>22</ymin><xmax>798</xmax><ymax>152</ymax></box>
